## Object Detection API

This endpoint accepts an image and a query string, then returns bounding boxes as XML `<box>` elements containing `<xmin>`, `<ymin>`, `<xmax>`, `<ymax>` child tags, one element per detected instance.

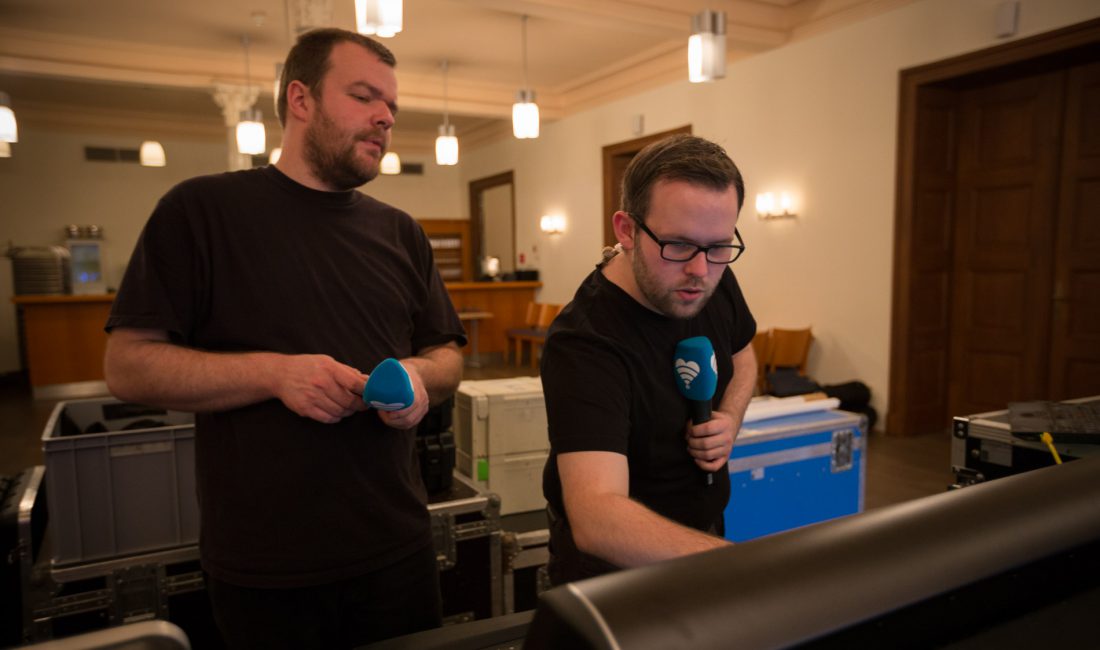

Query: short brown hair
<box><xmin>276</xmin><ymin>28</ymin><xmax>396</xmax><ymax>126</ymax></box>
<box><xmin>620</xmin><ymin>134</ymin><xmax>745</xmax><ymax>221</ymax></box>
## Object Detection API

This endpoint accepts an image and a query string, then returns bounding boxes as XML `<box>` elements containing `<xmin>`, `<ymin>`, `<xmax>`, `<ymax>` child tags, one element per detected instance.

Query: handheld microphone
<box><xmin>362</xmin><ymin>358</ymin><xmax>415</xmax><ymax>411</ymax></box>
<box><xmin>674</xmin><ymin>336</ymin><xmax>718</xmax><ymax>486</ymax></box>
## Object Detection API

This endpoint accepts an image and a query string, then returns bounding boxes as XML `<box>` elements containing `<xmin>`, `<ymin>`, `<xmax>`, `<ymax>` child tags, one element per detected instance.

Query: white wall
<box><xmin>371</xmin><ymin>156</ymin><xmax>464</xmax><ymax>219</ymax></box>
<box><xmin>458</xmin><ymin>0</ymin><xmax>1100</xmax><ymax>427</ymax></box>
<box><xmin>0</xmin><ymin>128</ymin><xmax>462</xmax><ymax>375</ymax></box>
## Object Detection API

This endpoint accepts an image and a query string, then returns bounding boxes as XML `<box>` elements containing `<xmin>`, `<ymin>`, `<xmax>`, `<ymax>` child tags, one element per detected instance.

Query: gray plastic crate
<box><xmin>42</xmin><ymin>398</ymin><xmax>198</xmax><ymax>567</ymax></box>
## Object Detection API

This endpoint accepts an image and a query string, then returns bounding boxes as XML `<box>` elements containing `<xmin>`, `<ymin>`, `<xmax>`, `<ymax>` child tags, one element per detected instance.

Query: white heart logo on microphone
<box><xmin>675</xmin><ymin>358</ymin><xmax>700</xmax><ymax>389</ymax></box>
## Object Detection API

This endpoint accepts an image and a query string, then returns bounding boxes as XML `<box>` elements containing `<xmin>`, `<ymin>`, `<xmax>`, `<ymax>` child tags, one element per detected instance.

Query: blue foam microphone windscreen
<box><xmin>674</xmin><ymin>336</ymin><xmax>718</xmax><ymax>420</ymax></box>
<box><xmin>362</xmin><ymin>358</ymin><xmax>415</xmax><ymax>411</ymax></box>
<box><xmin>674</xmin><ymin>336</ymin><xmax>719</xmax><ymax>487</ymax></box>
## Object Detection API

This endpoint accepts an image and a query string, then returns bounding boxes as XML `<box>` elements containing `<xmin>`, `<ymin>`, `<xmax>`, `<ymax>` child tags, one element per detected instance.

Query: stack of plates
<box><xmin>8</xmin><ymin>246</ymin><xmax>72</xmax><ymax>295</ymax></box>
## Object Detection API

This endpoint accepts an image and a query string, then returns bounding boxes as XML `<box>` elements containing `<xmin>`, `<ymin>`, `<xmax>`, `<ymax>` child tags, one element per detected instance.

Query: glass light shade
<box><xmin>236</xmin><ymin>109</ymin><xmax>266</xmax><ymax>155</ymax></box>
<box><xmin>688</xmin><ymin>34</ymin><xmax>705</xmax><ymax>83</ymax></box>
<box><xmin>0</xmin><ymin>104</ymin><xmax>16</xmax><ymax>143</ymax></box>
<box><xmin>139</xmin><ymin>141</ymin><xmax>166</xmax><ymax>167</ymax></box>
<box><xmin>688</xmin><ymin>11</ymin><xmax>727</xmax><ymax>83</ymax></box>
<box><xmin>0</xmin><ymin>141</ymin><xmax>10</xmax><ymax>158</ymax></box>
<box><xmin>688</xmin><ymin>32</ymin><xmax>726</xmax><ymax>83</ymax></box>
<box><xmin>435</xmin><ymin>124</ymin><xmax>458</xmax><ymax>166</ymax></box>
<box><xmin>355</xmin><ymin>0</ymin><xmax>403</xmax><ymax>37</ymax></box>
<box><xmin>780</xmin><ymin>192</ymin><xmax>794</xmax><ymax>213</ymax></box>
<box><xmin>512</xmin><ymin>90</ymin><xmax>540</xmax><ymax>139</ymax></box>
<box><xmin>269</xmin><ymin>147</ymin><xmax>282</xmax><ymax>164</ymax></box>
<box><xmin>381</xmin><ymin>151</ymin><xmax>402</xmax><ymax>174</ymax></box>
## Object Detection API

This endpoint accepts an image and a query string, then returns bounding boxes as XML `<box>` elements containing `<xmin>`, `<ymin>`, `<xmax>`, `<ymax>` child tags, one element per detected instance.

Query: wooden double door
<box><xmin>891</xmin><ymin>22</ymin><xmax>1100</xmax><ymax>435</ymax></box>
<box><xmin>948</xmin><ymin>61</ymin><xmax>1100</xmax><ymax>418</ymax></box>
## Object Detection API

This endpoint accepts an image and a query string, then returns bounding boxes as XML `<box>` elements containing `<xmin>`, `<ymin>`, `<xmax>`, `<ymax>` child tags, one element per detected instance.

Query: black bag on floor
<box><xmin>767</xmin><ymin>368</ymin><xmax>821</xmax><ymax>397</ymax></box>
<box><xmin>822</xmin><ymin>381</ymin><xmax>876</xmax><ymax>432</ymax></box>
<box><xmin>821</xmin><ymin>381</ymin><xmax>871</xmax><ymax>411</ymax></box>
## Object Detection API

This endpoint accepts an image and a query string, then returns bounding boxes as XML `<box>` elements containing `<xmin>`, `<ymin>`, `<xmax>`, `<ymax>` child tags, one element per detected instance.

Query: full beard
<box><xmin>304</xmin><ymin>110</ymin><xmax>381</xmax><ymax>190</ymax></box>
<box><xmin>632</xmin><ymin>251</ymin><xmax>717</xmax><ymax>320</ymax></box>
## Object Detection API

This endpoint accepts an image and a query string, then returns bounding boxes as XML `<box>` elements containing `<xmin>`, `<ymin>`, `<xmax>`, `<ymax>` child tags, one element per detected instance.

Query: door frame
<box><xmin>468</xmin><ymin>171</ymin><xmax>516</xmax><ymax>278</ymax></box>
<box><xmin>601</xmin><ymin>126</ymin><xmax>692</xmax><ymax>248</ymax></box>
<box><xmin>887</xmin><ymin>18</ymin><xmax>1100</xmax><ymax>436</ymax></box>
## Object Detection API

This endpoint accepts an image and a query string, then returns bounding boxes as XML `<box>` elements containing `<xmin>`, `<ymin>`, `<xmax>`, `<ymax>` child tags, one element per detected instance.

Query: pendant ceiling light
<box><xmin>236</xmin><ymin>35</ymin><xmax>266</xmax><ymax>155</ymax></box>
<box><xmin>688</xmin><ymin>10</ymin><xmax>726</xmax><ymax>83</ymax></box>
<box><xmin>512</xmin><ymin>15</ymin><xmax>539</xmax><ymax>139</ymax></box>
<box><xmin>140</xmin><ymin>141</ymin><xmax>166</xmax><ymax>167</ymax></box>
<box><xmin>435</xmin><ymin>59</ymin><xmax>459</xmax><ymax>166</ymax></box>
<box><xmin>381</xmin><ymin>151</ymin><xmax>401</xmax><ymax>174</ymax></box>
<box><xmin>0</xmin><ymin>92</ymin><xmax>18</xmax><ymax>143</ymax></box>
<box><xmin>355</xmin><ymin>0</ymin><xmax>403</xmax><ymax>38</ymax></box>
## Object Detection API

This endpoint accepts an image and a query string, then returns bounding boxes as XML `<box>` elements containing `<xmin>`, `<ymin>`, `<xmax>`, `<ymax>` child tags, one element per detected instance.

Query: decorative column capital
<box><xmin>211</xmin><ymin>84</ymin><xmax>262</xmax><ymax>171</ymax></box>
<box><xmin>211</xmin><ymin>83</ymin><xmax>261</xmax><ymax>126</ymax></box>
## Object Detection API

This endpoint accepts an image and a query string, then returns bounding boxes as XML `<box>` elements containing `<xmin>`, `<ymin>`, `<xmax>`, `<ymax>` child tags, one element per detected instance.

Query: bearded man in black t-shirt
<box><xmin>103</xmin><ymin>29</ymin><xmax>465</xmax><ymax>649</ymax></box>
<box><xmin>541</xmin><ymin>134</ymin><xmax>757</xmax><ymax>584</ymax></box>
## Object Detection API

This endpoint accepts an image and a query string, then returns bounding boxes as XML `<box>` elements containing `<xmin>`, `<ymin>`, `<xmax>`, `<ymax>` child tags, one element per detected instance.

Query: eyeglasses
<box><xmin>629</xmin><ymin>214</ymin><xmax>745</xmax><ymax>264</ymax></box>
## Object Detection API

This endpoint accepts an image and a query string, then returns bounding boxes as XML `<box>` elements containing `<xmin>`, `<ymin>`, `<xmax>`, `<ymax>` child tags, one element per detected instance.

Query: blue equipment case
<box><xmin>724</xmin><ymin>408</ymin><xmax>865</xmax><ymax>542</ymax></box>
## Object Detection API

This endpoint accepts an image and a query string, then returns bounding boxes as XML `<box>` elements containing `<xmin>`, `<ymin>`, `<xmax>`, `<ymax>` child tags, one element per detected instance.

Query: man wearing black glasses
<box><xmin>541</xmin><ymin>134</ymin><xmax>756</xmax><ymax>584</ymax></box>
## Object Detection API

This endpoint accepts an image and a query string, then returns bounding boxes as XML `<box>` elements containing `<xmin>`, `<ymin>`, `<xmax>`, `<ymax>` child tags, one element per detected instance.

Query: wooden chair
<box><xmin>764</xmin><ymin>327</ymin><xmax>814</xmax><ymax>376</ymax></box>
<box><xmin>505</xmin><ymin>302</ymin><xmax>541</xmax><ymax>366</ymax></box>
<box><xmin>751</xmin><ymin>330</ymin><xmax>771</xmax><ymax>395</ymax></box>
<box><xmin>506</xmin><ymin>303</ymin><xmax>562</xmax><ymax>369</ymax></box>
<box><xmin>527</xmin><ymin>303</ymin><xmax>563</xmax><ymax>370</ymax></box>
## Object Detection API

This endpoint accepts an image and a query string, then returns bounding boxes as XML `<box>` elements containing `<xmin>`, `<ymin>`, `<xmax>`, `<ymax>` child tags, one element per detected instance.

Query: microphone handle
<box><xmin>691</xmin><ymin>400</ymin><xmax>711</xmax><ymax>425</ymax></box>
<box><xmin>691</xmin><ymin>400</ymin><xmax>715</xmax><ymax>486</ymax></box>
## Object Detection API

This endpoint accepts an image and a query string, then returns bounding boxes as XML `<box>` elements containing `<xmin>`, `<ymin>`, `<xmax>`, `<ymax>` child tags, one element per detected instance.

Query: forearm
<box><xmin>719</xmin><ymin>345</ymin><xmax>756</xmax><ymax>422</ymax></box>
<box><xmin>570</xmin><ymin>493</ymin><xmax>730</xmax><ymax>568</ymax></box>
<box><xmin>105</xmin><ymin>337</ymin><xmax>281</xmax><ymax>412</ymax></box>
<box><xmin>401</xmin><ymin>342</ymin><xmax>463</xmax><ymax>405</ymax></box>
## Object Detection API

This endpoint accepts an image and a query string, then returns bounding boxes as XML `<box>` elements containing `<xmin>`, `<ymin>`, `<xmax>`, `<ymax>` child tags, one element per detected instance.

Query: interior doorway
<box><xmin>888</xmin><ymin>19</ymin><xmax>1100</xmax><ymax>436</ymax></box>
<box><xmin>468</xmin><ymin>171</ymin><xmax>516</xmax><ymax>280</ymax></box>
<box><xmin>601</xmin><ymin>126</ymin><xmax>692</xmax><ymax>248</ymax></box>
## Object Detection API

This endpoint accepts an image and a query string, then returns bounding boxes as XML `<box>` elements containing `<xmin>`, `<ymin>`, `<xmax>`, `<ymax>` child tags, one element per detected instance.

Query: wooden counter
<box><xmin>13</xmin><ymin>294</ymin><xmax>114</xmax><ymax>398</ymax></box>
<box><xmin>12</xmin><ymin>281</ymin><xmax>541</xmax><ymax>397</ymax></box>
<box><xmin>445</xmin><ymin>281</ymin><xmax>542</xmax><ymax>358</ymax></box>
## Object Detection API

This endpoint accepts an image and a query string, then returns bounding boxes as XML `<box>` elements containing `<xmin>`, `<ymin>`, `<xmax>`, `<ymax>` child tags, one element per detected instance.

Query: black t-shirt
<box><xmin>541</xmin><ymin>265</ymin><xmax>755</xmax><ymax>579</ymax></box>
<box><xmin>106</xmin><ymin>166</ymin><xmax>466</xmax><ymax>588</ymax></box>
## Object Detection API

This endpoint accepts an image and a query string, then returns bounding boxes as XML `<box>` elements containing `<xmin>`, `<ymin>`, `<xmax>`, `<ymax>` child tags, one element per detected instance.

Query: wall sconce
<box><xmin>540</xmin><ymin>214</ymin><xmax>565</xmax><ymax>235</ymax></box>
<box><xmin>756</xmin><ymin>192</ymin><xmax>798</xmax><ymax>220</ymax></box>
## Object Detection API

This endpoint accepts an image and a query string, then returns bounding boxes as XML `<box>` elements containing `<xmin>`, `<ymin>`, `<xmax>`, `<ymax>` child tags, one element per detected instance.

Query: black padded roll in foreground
<box><xmin>524</xmin><ymin>456</ymin><xmax>1100</xmax><ymax>650</ymax></box>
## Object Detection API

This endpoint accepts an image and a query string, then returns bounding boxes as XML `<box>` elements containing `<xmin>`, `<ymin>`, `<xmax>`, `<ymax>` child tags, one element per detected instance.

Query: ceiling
<box><xmin>0</xmin><ymin>0</ymin><xmax>911</xmax><ymax>152</ymax></box>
